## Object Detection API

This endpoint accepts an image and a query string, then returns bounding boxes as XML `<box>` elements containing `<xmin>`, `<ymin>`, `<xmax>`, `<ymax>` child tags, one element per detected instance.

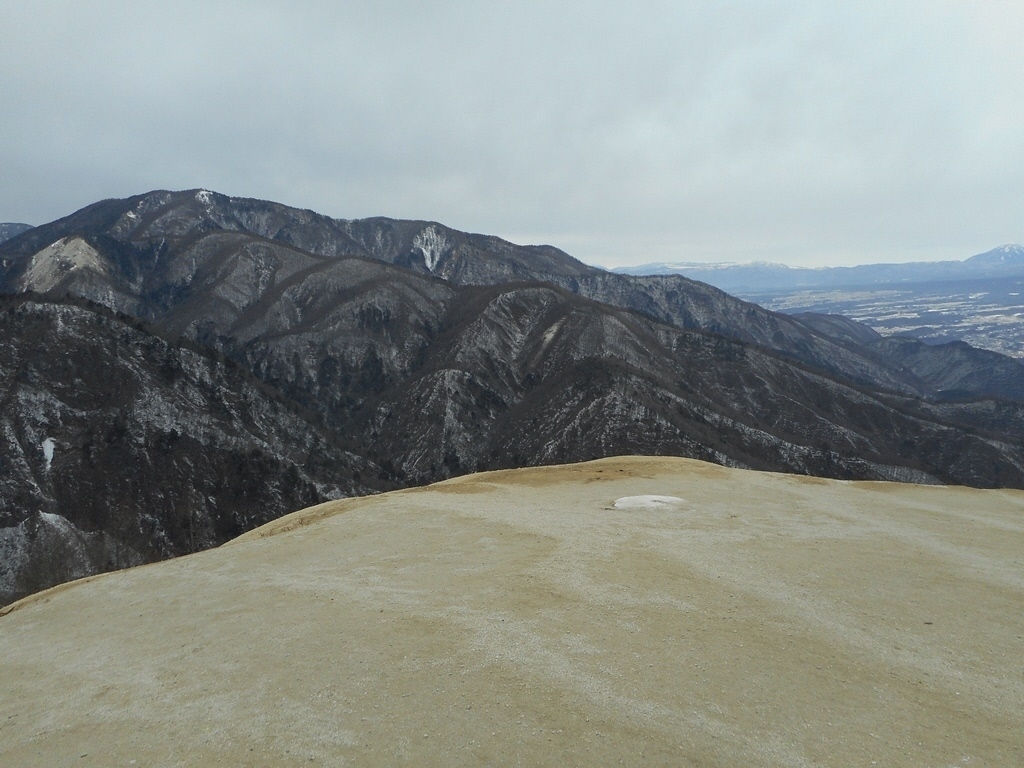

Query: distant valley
<box><xmin>2</xmin><ymin>191</ymin><xmax>1023</xmax><ymax>605</ymax></box>
<box><xmin>616</xmin><ymin>245</ymin><xmax>1024</xmax><ymax>357</ymax></box>
<box><xmin>751</xmin><ymin>276</ymin><xmax>1024</xmax><ymax>359</ymax></box>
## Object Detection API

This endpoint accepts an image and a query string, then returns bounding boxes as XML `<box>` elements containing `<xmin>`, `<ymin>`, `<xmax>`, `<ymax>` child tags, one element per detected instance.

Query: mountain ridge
<box><xmin>9</xmin><ymin>189</ymin><xmax>1020</xmax><ymax>402</ymax></box>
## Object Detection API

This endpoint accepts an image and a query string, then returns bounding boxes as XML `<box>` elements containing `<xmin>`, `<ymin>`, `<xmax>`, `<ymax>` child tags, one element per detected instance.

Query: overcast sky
<box><xmin>2</xmin><ymin>1</ymin><xmax>1022</xmax><ymax>268</ymax></box>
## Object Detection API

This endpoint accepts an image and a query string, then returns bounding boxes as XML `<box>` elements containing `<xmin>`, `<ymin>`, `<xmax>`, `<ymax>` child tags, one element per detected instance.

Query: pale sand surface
<box><xmin>2</xmin><ymin>456</ymin><xmax>1023</xmax><ymax>766</ymax></box>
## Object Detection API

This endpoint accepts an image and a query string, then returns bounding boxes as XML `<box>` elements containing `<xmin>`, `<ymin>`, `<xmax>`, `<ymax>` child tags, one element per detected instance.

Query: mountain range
<box><xmin>614</xmin><ymin>244</ymin><xmax>1024</xmax><ymax>293</ymax></box>
<box><xmin>2</xmin><ymin>189</ymin><xmax>1023</xmax><ymax>604</ymax></box>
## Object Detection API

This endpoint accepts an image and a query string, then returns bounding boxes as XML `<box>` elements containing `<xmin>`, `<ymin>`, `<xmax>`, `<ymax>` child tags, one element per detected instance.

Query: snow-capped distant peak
<box><xmin>968</xmin><ymin>243</ymin><xmax>1024</xmax><ymax>265</ymax></box>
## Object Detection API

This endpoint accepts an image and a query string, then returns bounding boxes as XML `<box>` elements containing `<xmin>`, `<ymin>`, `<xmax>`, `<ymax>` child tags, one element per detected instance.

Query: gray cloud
<box><xmin>2</xmin><ymin>1</ymin><xmax>1022</xmax><ymax>267</ymax></box>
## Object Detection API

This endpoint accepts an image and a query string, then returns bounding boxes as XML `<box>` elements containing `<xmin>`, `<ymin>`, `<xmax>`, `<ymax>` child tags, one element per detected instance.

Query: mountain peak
<box><xmin>966</xmin><ymin>243</ymin><xmax>1024</xmax><ymax>266</ymax></box>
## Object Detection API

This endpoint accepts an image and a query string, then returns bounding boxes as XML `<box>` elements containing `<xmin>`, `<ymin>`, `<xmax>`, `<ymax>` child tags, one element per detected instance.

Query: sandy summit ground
<box><xmin>2</xmin><ymin>456</ymin><xmax>1023</xmax><ymax>766</ymax></box>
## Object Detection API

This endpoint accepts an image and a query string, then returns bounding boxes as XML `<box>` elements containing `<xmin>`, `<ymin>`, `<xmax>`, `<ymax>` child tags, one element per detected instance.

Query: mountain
<box><xmin>614</xmin><ymin>245</ymin><xmax>1024</xmax><ymax>362</ymax></box>
<box><xmin>3</xmin><ymin>189</ymin><xmax>1022</xmax><ymax>445</ymax></box>
<box><xmin>0</xmin><ymin>294</ymin><xmax>388</xmax><ymax>606</ymax></box>
<box><xmin>3</xmin><ymin>456</ymin><xmax>1023</xmax><ymax>767</ymax></box>
<box><xmin>0</xmin><ymin>188</ymin><xmax>596</xmax><ymax>287</ymax></box>
<box><xmin>364</xmin><ymin>281</ymin><xmax>1024</xmax><ymax>487</ymax></box>
<box><xmin>3</xmin><ymin>189</ymin><xmax>1024</xmax><ymax>604</ymax></box>
<box><xmin>0</xmin><ymin>188</ymin><xmax>999</xmax><ymax>398</ymax></box>
<box><xmin>0</xmin><ymin>223</ymin><xmax>32</xmax><ymax>244</ymax></box>
<box><xmin>2</xmin><ymin>192</ymin><xmax>1022</xmax><ymax>484</ymax></box>
<box><xmin>615</xmin><ymin>244</ymin><xmax>1024</xmax><ymax>293</ymax></box>
<box><xmin>965</xmin><ymin>243</ymin><xmax>1024</xmax><ymax>268</ymax></box>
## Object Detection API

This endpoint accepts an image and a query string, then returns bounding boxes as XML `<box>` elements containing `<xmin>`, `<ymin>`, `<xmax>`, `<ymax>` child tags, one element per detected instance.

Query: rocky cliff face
<box><xmin>3</xmin><ymin>189</ymin><xmax>1024</xmax><ymax>605</ymax></box>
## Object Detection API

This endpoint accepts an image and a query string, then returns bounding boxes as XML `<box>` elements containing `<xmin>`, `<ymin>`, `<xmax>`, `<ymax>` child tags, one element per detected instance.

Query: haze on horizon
<box><xmin>2</xmin><ymin>1</ymin><xmax>1022</xmax><ymax>269</ymax></box>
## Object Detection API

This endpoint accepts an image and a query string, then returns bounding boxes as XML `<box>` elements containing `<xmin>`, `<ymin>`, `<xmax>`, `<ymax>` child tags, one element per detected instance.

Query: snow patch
<box><xmin>41</xmin><ymin>438</ymin><xmax>55</xmax><ymax>472</ymax></box>
<box><xmin>540</xmin><ymin>320</ymin><xmax>563</xmax><ymax>352</ymax></box>
<box><xmin>413</xmin><ymin>225</ymin><xmax>448</xmax><ymax>272</ymax></box>
<box><xmin>38</xmin><ymin>511</ymin><xmax>68</xmax><ymax>528</ymax></box>
<box><xmin>195</xmin><ymin>189</ymin><xmax>214</xmax><ymax>206</ymax></box>
<box><xmin>613</xmin><ymin>495</ymin><xmax>686</xmax><ymax>510</ymax></box>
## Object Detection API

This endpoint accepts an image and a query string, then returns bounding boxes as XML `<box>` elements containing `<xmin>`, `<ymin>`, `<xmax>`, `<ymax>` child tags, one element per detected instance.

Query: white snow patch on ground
<box><xmin>613</xmin><ymin>495</ymin><xmax>686</xmax><ymax>510</ymax></box>
<box><xmin>41</xmin><ymin>438</ymin><xmax>55</xmax><ymax>472</ymax></box>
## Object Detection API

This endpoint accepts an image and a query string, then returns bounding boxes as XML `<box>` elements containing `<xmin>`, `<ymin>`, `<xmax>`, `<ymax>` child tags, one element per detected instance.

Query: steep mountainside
<box><xmin>867</xmin><ymin>336</ymin><xmax>1024</xmax><ymax>401</ymax></box>
<box><xmin>791</xmin><ymin>312</ymin><xmax>883</xmax><ymax>346</ymax></box>
<box><xmin>0</xmin><ymin>295</ymin><xmax>387</xmax><ymax>606</ymax></box>
<box><xmin>3</xmin><ymin>220</ymin><xmax>1022</xmax><ymax>489</ymax></box>
<box><xmin>548</xmin><ymin>273</ymin><xmax>919</xmax><ymax>393</ymax></box>
<box><xmin>1</xmin><ymin>191</ymin><xmax>1021</xmax><ymax>454</ymax></box>
<box><xmin>363</xmin><ymin>283</ymin><xmax>1024</xmax><ymax>487</ymax></box>
<box><xmin>794</xmin><ymin>312</ymin><xmax>1024</xmax><ymax>402</ymax></box>
<box><xmin>0</xmin><ymin>189</ymin><xmax>1007</xmax><ymax>402</ymax></box>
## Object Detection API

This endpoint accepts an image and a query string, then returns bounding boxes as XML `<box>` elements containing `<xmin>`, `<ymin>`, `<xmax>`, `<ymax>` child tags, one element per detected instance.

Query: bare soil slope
<box><xmin>2</xmin><ymin>457</ymin><xmax>1023</xmax><ymax>766</ymax></box>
